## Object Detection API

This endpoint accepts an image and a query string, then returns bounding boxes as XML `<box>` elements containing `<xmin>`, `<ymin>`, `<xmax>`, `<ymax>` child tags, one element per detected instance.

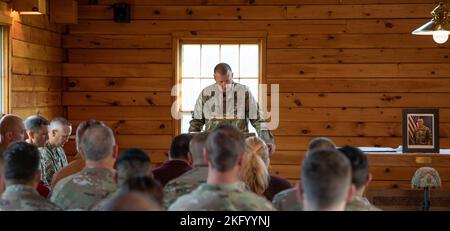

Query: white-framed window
<box><xmin>178</xmin><ymin>42</ymin><xmax>261</xmax><ymax>134</ymax></box>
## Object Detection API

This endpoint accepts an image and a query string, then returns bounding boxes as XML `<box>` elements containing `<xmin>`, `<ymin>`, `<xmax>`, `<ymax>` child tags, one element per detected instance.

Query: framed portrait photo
<box><xmin>402</xmin><ymin>109</ymin><xmax>439</xmax><ymax>153</ymax></box>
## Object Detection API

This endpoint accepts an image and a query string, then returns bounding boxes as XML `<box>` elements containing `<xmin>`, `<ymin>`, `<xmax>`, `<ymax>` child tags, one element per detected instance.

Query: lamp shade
<box><xmin>412</xmin><ymin>20</ymin><xmax>450</xmax><ymax>35</ymax></box>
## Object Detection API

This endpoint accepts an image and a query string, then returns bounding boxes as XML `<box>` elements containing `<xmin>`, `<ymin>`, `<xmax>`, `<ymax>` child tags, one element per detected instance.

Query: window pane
<box><xmin>220</xmin><ymin>45</ymin><xmax>239</xmax><ymax>77</ymax></box>
<box><xmin>240</xmin><ymin>79</ymin><xmax>259</xmax><ymax>100</ymax></box>
<box><xmin>201</xmin><ymin>45</ymin><xmax>219</xmax><ymax>78</ymax></box>
<box><xmin>240</xmin><ymin>45</ymin><xmax>259</xmax><ymax>77</ymax></box>
<box><xmin>200</xmin><ymin>78</ymin><xmax>215</xmax><ymax>90</ymax></box>
<box><xmin>181</xmin><ymin>112</ymin><xmax>192</xmax><ymax>134</ymax></box>
<box><xmin>182</xmin><ymin>45</ymin><xmax>200</xmax><ymax>77</ymax></box>
<box><xmin>181</xmin><ymin>79</ymin><xmax>201</xmax><ymax>111</ymax></box>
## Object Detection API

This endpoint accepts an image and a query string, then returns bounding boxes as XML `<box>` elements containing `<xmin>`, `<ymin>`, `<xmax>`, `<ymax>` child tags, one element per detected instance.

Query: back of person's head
<box><xmin>337</xmin><ymin>146</ymin><xmax>369</xmax><ymax>191</ymax></box>
<box><xmin>101</xmin><ymin>191</ymin><xmax>163</xmax><ymax>211</ymax></box>
<box><xmin>116</xmin><ymin>148</ymin><xmax>152</xmax><ymax>185</ymax></box>
<box><xmin>3</xmin><ymin>142</ymin><xmax>40</xmax><ymax>183</ymax></box>
<box><xmin>169</xmin><ymin>134</ymin><xmax>193</xmax><ymax>160</ymax></box>
<box><xmin>189</xmin><ymin>132</ymin><xmax>209</xmax><ymax>166</ymax></box>
<box><xmin>239</xmin><ymin>136</ymin><xmax>270</xmax><ymax>195</ymax></box>
<box><xmin>123</xmin><ymin>176</ymin><xmax>163</xmax><ymax>206</ymax></box>
<box><xmin>307</xmin><ymin>137</ymin><xmax>336</xmax><ymax>151</ymax></box>
<box><xmin>76</xmin><ymin>120</ymin><xmax>105</xmax><ymax>153</ymax></box>
<box><xmin>24</xmin><ymin>115</ymin><xmax>49</xmax><ymax>133</ymax></box>
<box><xmin>81</xmin><ymin>124</ymin><xmax>116</xmax><ymax>161</ymax></box>
<box><xmin>206</xmin><ymin>125</ymin><xmax>245</xmax><ymax>172</ymax></box>
<box><xmin>301</xmin><ymin>149</ymin><xmax>352</xmax><ymax>211</ymax></box>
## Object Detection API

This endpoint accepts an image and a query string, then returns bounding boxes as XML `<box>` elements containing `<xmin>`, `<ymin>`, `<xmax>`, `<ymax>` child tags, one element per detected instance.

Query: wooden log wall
<box><xmin>62</xmin><ymin>0</ymin><xmax>450</xmax><ymax>189</ymax></box>
<box><xmin>11</xmin><ymin>13</ymin><xmax>64</xmax><ymax>119</ymax></box>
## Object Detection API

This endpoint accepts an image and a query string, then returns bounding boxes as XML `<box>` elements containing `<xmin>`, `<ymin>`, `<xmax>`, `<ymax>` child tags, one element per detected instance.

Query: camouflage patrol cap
<box><xmin>411</xmin><ymin>167</ymin><xmax>442</xmax><ymax>189</ymax></box>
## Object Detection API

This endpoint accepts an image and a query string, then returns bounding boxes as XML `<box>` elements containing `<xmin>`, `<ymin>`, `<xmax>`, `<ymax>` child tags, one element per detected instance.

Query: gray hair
<box><xmin>24</xmin><ymin>115</ymin><xmax>49</xmax><ymax>133</ymax></box>
<box><xmin>49</xmin><ymin>117</ymin><xmax>72</xmax><ymax>131</ymax></box>
<box><xmin>81</xmin><ymin>124</ymin><xmax>116</xmax><ymax>161</ymax></box>
<box><xmin>76</xmin><ymin>120</ymin><xmax>105</xmax><ymax>152</ymax></box>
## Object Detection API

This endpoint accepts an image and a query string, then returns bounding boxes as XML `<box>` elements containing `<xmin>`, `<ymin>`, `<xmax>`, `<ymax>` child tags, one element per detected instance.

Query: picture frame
<box><xmin>402</xmin><ymin>109</ymin><xmax>439</xmax><ymax>153</ymax></box>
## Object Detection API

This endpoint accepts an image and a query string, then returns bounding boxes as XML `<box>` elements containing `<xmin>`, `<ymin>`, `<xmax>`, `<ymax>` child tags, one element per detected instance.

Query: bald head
<box><xmin>102</xmin><ymin>191</ymin><xmax>163</xmax><ymax>211</ymax></box>
<box><xmin>0</xmin><ymin>114</ymin><xmax>26</xmax><ymax>146</ymax></box>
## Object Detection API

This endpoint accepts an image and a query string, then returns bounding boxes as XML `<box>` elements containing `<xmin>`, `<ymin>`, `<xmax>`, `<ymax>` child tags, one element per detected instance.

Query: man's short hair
<box><xmin>169</xmin><ymin>134</ymin><xmax>194</xmax><ymax>160</ymax></box>
<box><xmin>0</xmin><ymin>114</ymin><xmax>23</xmax><ymax>136</ymax></box>
<box><xmin>307</xmin><ymin>137</ymin><xmax>336</xmax><ymax>151</ymax></box>
<box><xmin>24</xmin><ymin>115</ymin><xmax>49</xmax><ymax>133</ymax></box>
<box><xmin>76</xmin><ymin>120</ymin><xmax>105</xmax><ymax>152</ymax></box>
<box><xmin>301</xmin><ymin>149</ymin><xmax>351</xmax><ymax>210</ymax></box>
<box><xmin>206</xmin><ymin>125</ymin><xmax>245</xmax><ymax>172</ymax></box>
<box><xmin>80</xmin><ymin>124</ymin><xmax>115</xmax><ymax>161</ymax></box>
<box><xmin>49</xmin><ymin>117</ymin><xmax>72</xmax><ymax>131</ymax></box>
<box><xmin>3</xmin><ymin>142</ymin><xmax>40</xmax><ymax>181</ymax></box>
<box><xmin>214</xmin><ymin>63</ymin><xmax>232</xmax><ymax>75</ymax></box>
<box><xmin>116</xmin><ymin>148</ymin><xmax>151</xmax><ymax>185</ymax></box>
<box><xmin>189</xmin><ymin>132</ymin><xmax>209</xmax><ymax>163</ymax></box>
<box><xmin>123</xmin><ymin>176</ymin><xmax>163</xmax><ymax>205</ymax></box>
<box><xmin>338</xmin><ymin>146</ymin><xmax>369</xmax><ymax>190</ymax></box>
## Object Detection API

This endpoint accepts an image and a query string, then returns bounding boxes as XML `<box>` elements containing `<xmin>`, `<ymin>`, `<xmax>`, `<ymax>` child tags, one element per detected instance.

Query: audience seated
<box><xmin>91</xmin><ymin>148</ymin><xmax>153</xmax><ymax>210</ymax></box>
<box><xmin>51</xmin><ymin>120</ymin><xmax>104</xmax><ymax>187</ymax></box>
<box><xmin>152</xmin><ymin>134</ymin><xmax>193</xmax><ymax>186</ymax></box>
<box><xmin>50</xmin><ymin>123</ymin><xmax>117</xmax><ymax>210</ymax></box>
<box><xmin>272</xmin><ymin>137</ymin><xmax>336</xmax><ymax>210</ymax></box>
<box><xmin>300</xmin><ymin>149</ymin><xmax>354</xmax><ymax>211</ymax></box>
<box><xmin>164</xmin><ymin>132</ymin><xmax>209</xmax><ymax>208</ymax></box>
<box><xmin>39</xmin><ymin>117</ymin><xmax>72</xmax><ymax>187</ymax></box>
<box><xmin>0</xmin><ymin>114</ymin><xmax>26</xmax><ymax>154</ymax></box>
<box><xmin>338</xmin><ymin>146</ymin><xmax>381</xmax><ymax>211</ymax></box>
<box><xmin>169</xmin><ymin>125</ymin><xmax>275</xmax><ymax>211</ymax></box>
<box><xmin>0</xmin><ymin>142</ymin><xmax>60</xmax><ymax>211</ymax></box>
<box><xmin>102</xmin><ymin>191</ymin><xmax>163</xmax><ymax>211</ymax></box>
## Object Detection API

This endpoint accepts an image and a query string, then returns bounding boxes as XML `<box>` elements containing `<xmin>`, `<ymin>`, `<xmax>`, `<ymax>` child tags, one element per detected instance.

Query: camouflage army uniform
<box><xmin>272</xmin><ymin>188</ymin><xmax>303</xmax><ymax>211</ymax></box>
<box><xmin>168</xmin><ymin>182</ymin><xmax>275</xmax><ymax>211</ymax></box>
<box><xmin>39</xmin><ymin>141</ymin><xmax>69</xmax><ymax>186</ymax></box>
<box><xmin>345</xmin><ymin>196</ymin><xmax>382</xmax><ymax>211</ymax></box>
<box><xmin>0</xmin><ymin>184</ymin><xmax>61</xmax><ymax>211</ymax></box>
<box><xmin>413</xmin><ymin>126</ymin><xmax>432</xmax><ymax>145</ymax></box>
<box><xmin>189</xmin><ymin>82</ymin><xmax>274</xmax><ymax>144</ymax></box>
<box><xmin>50</xmin><ymin>167</ymin><xmax>117</xmax><ymax>211</ymax></box>
<box><xmin>163</xmin><ymin>166</ymin><xmax>208</xmax><ymax>208</ymax></box>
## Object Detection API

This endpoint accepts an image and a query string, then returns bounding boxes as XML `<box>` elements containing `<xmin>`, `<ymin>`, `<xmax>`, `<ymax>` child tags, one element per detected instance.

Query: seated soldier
<box><xmin>338</xmin><ymin>146</ymin><xmax>381</xmax><ymax>211</ymax></box>
<box><xmin>169</xmin><ymin>125</ymin><xmax>275</xmax><ymax>211</ymax></box>
<box><xmin>239</xmin><ymin>136</ymin><xmax>291</xmax><ymax>200</ymax></box>
<box><xmin>0</xmin><ymin>142</ymin><xmax>60</xmax><ymax>211</ymax></box>
<box><xmin>39</xmin><ymin>117</ymin><xmax>72</xmax><ymax>187</ymax></box>
<box><xmin>299</xmin><ymin>149</ymin><xmax>354</xmax><ymax>211</ymax></box>
<box><xmin>50</xmin><ymin>124</ymin><xmax>117</xmax><ymax>210</ymax></box>
<box><xmin>0</xmin><ymin>114</ymin><xmax>26</xmax><ymax>154</ymax></box>
<box><xmin>152</xmin><ymin>134</ymin><xmax>193</xmax><ymax>186</ymax></box>
<box><xmin>91</xmin><ymin>148</ymin><xmax>153</xmax><ymax>210</ymax></box>
<box><xmin>272</xmin><ymin>137</ymin><xmax>336</xmax><ymax>210</ymax></box>
<box><xmin>52</xmin><ymin>120</ymin><xmax>105</xmax><ymax>188</ymax></box>
<box><xmin>164</xmin><ymin>132</ymin><xmax>209</xmax><ymax>208</ymax></box>
<box><xmin>24</xmin><ymin>115</ymin><xmax>52</xmax><ymax>198</ymax></box>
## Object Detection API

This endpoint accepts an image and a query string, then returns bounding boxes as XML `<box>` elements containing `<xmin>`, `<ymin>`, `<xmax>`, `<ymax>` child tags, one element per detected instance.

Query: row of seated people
<box><xmin>0</xmin><ymin>114</ymin><xmax>380</xmax><ymax>211</ymax></box>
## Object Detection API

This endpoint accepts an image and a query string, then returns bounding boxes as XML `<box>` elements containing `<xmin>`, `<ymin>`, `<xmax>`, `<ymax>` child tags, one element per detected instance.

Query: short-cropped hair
<box><xmin>307</xmin><ymin>137</ymin><xmax>336</xmax><ymax>151</ymax></box>
<box><xmin>338</xmin><ymin>146</ymin><xmax>369</xmax><ymax>190</ymax></box>
<box><xmin>3</xmin><ymin>142</ymin><xmax>40</xmax><ymax>181</ymax></box>
<box><xmin>24</xmin><ymin>115</ymin><xmax>49</xmax><ymax>133</ymax></box>
<box><xmin>214</xmin><ymin>63</ymin><xmax>232</xmax><ymax>75</ymax></box>
<box><xmin>206</xmin><ymin>125</ymin><xmax>245</xmax><ymax>172</ymax></box>
<box><xmin>80</xmin><ymin>124</ymin><xmax>115</xmax><ymax>161</ymax></box>
<box><xmin>116</xmin><ymin>148</ymin><xmax>151</xmax><ymax>185</ymax></box>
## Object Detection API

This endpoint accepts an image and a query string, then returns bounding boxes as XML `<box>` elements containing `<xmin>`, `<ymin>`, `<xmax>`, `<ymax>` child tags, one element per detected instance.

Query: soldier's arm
<box><xmin>188</xmin><ymin>91</ymin><xmax>205</xmax><ymax>132</ymax></box>
<box><xmin>247</xmin><ymin>91</ymin><xmax>275</xmax><ymax>144</ymax></box>
<box><xmin>40</xmin><ymin>149</ymin><xmax>56</xmax><ymax>186</ymax></box>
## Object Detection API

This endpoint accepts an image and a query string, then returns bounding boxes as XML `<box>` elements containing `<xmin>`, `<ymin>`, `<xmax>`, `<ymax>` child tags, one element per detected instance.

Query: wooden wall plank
<box><xmin>63</xmin><ymin>35</ymin><xmax>172</xmax><ymax>49</ymax></box>
<box><xmin>77</xmin><ymin>0</ymin><xmax>434</xmax><ymax>5</ymax></box>
<box><xmin>67</xmin><ymin>106</ymin><xmax>172</xmax><ymax>120</ymax></box>
<box><xmin>13</xmin><ymin>39</ymin><xmax>63</xmax><ymax>62</ymax></box>
<box><xmin>66</xmin><ymin>77</ymin><xmax>172</xmax><ymax>92</ymax></box>
<box><xmin>68</xmin><ymin>49</ymin><xmax>172</xmax><ymax>63</ymax></box>
<box><xmin>63</xmin><ymin>63</ymin><xmax>172</xmax><ymax>77</ymax></box>
<box><xmin>62</xmin><ymin>92</ymin><xmax>172</xmax><ymax>106</ymax></box>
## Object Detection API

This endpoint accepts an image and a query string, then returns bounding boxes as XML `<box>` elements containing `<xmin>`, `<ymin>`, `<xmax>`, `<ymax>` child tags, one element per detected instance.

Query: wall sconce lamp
<box><xmin>412</xmin><ymin>1</ymin><xmax>450</xmax><ymax>44</ymax></box>
<box><xmin>11</xmin><ymin>0</ymin><xmax>47</xmax><ymax>15</ymax></box>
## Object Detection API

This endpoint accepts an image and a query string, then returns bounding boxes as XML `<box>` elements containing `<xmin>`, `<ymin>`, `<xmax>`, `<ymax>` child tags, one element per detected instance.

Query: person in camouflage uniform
<box><xmin>0</xmin><ymin>142</ymin><xmax>60</xmax><ymax>211</ymax></box>
<box><xmin>169</xmin><ymin>125</ymin><xmax>275</xmax><ymax>211</ymax></box>
<box><xmin>39</xmin><ymin>117</ymin><xmax>72</xmax><ymax>187</ymax></box>
<box><xmin>272</xmin><ymin>137</ymin><xmax>336</xmax><ymax>211</ymax></box>
<box><xmin>189</xmin><ymin>63</ymin><xmax>274</xmax><ymax>146</ymax></box>
<box><xmin>164</xmin><ymin>132</ymin><xmax>209</xmax><ymax>208</ymax></box>
<box><xmin>412</xmin><ymin>118</ymin><xmax>432</xmax><ymax>145</ymax></box>
<box><xmin>91</xmin><ymin>148</ymin><xmax>153</xmax><ymax>210</ymax></box>
<box><xmin>338</xmin><ymin>146</ymin><xmax>381</xmax><ymax>211</ymax></box>
<box><xmin>50</xmin><ymin>124</ymin><xmax>118</xmax><ymax>210</ymax></box>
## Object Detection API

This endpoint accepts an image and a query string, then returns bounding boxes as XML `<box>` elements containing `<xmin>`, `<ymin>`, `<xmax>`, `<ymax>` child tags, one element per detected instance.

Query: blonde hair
<box><xmin>239</xmin><ymin>137</ymin><xmax>270</xmax><ymax>195</ymax></box>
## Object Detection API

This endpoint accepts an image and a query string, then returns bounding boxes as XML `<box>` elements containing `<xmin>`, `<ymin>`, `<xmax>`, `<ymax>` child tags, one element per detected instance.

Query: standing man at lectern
<box><xmin>188</xmin><ymin>63</ymin><xmax>275</xmax><ymax>151</ymax></box>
